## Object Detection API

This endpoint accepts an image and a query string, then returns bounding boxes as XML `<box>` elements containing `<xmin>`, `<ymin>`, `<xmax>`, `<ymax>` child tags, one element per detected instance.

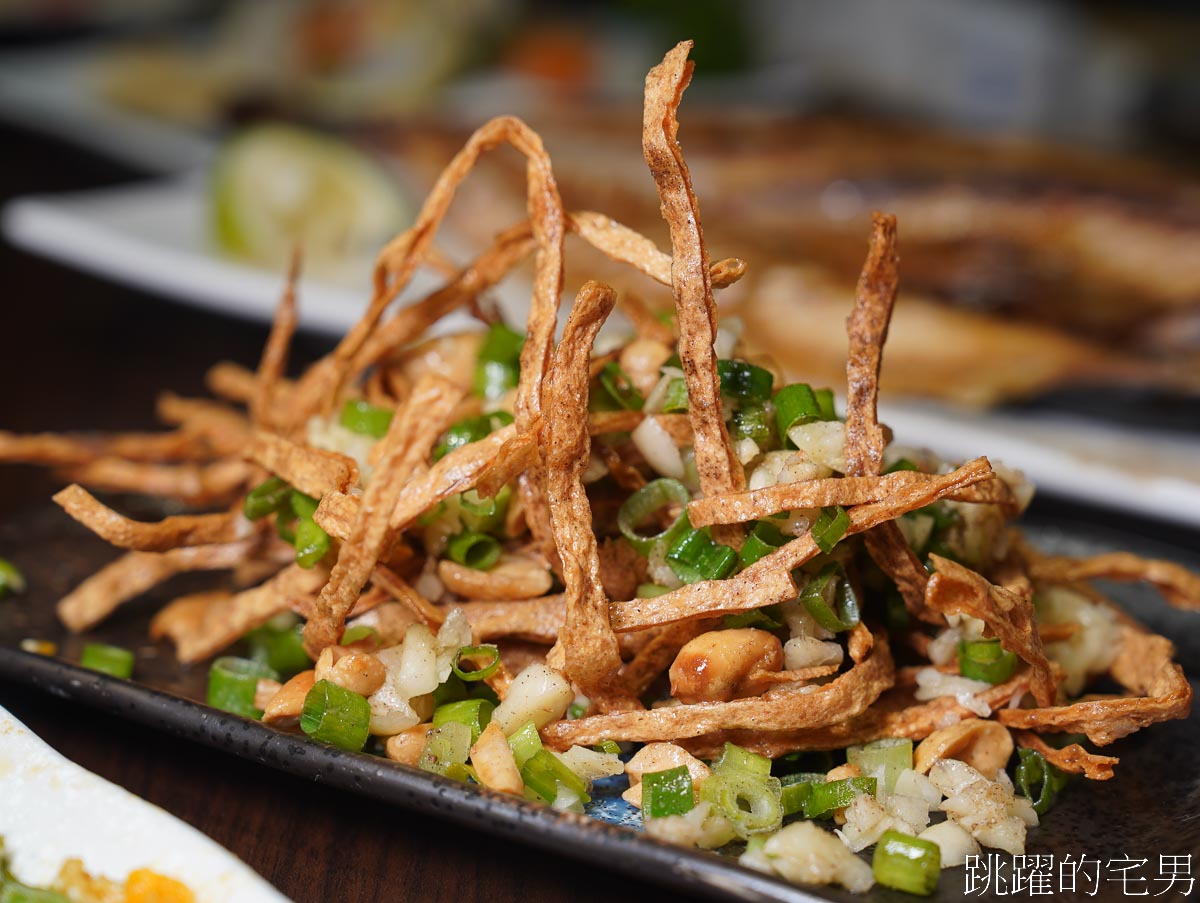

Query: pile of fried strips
<box><xmin>4</xmin><ymin>42</ymin><xmax>1196</xmax><ymax>781</ymax></box>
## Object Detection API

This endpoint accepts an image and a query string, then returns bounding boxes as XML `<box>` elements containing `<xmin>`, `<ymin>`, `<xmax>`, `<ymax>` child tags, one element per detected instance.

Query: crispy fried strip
<box><xmin>153</xmin><ymin>564</ymin><xmax>327</xmax><ymax>663</ymax></box>
<box><xmin>57</xmin><ymin>538</ymin><xmax>259</xmax><ymax>632</ymax></box>
<box><xmin>370</xmin><ymin>565</ymin><xmax>445</xmax><ymax>628</ymax></box>
<box><xmin>619</xmin><ymin>293</ymin><xmax>677</xmax><ymax>345</ymax></box>
<box><xmin>540</xmin><ymin>281</ymin><xmax>637</xmax><ymax>711</ymax></box>
<box><xmin>473</xmin><ymin>426</ymin><xmax>540</xmax><ymax>501</ymax></box>
<box><xmin>540</xmin><ymin>631</ymin><xmax>893</xmax><ymax>748</ymax></box>
<box><xmin>62</xmin><ymin>458</ymin><xmax>253</xmax><ymax>506</ymax></box>
<box><xmin>206</xmin><ymin>361</ymin><xmax>274</xmax><ymax>405</ymax></box>
<box><xmin>643</xmin><ymin>41</ymin><xmax>744</xmax><ymax>505</ymax></box>
<box><xmin>156</xmin><ymin>394</ymin><xmax>252</xmax><ymax>456</ymax></box>
<box><xmin>457</xmin><ymin>595</ymin><xmax>565</xmax><ymax>644</ymax></box>
<box><xmin>0</xmin><ymin>429</ymin><xmax>204</xmax><ymax>466</ymax></box>
<box><xmin>925</xmin><ymin>554</ymin><xmax>1056</xmax><ymax>706</ymax></box>
<box><xmin>303</xmin><ymin>374</ymin><xmax>463</xmax><ymax>654</ymax></box>
<box><xmin>687</xmin><ymin>470</ymin><xmax>1005</xmax><ymax>528</ymax></box>
<box><xmin>843</xmin><ymin>212</ymin><xmax>899</xmax><ymax>477</ymax></box>
<box><xmin>998</xmin><ymin>624</ymin><xmax>1192</xmax><ymax>745</ymax></box>
<box><xmin>52</xmin><ymin>485</ymin><xmax>246</xmax><ymax>552</ymax></box>
<box><xmin>1012</xmin><ymin>731</ymin><xmax>1118</xmax><ymax>781</ymax></box>
<box><xmin>245</xmin><ymin>431</ymin><xmax>359</xmax><ymax>498</ymax></box>
<box><xmin>610</xmin><ymin>458</ymin><xmax>994</xmax><ymax>631</ymax></box>
<box><xmin>865</xmin><ymin>527</ymin><xmax>938</xmax><ymax>623</ymax></box>
<box><xmin>251</xmin><ymin>251</ymin><xmax>301</xmax><ymax>431</ymax></box>
<box><xmin>1026</xmin><ymin>551</ymin><xmax>1200</xmax><ymax>611</ymax></box>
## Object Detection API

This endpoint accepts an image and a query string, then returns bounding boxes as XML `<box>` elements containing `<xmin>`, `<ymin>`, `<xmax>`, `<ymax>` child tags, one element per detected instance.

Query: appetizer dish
<box><xmin>2</xmin><ymin>42</ymin><xmax>1197</xmax><ymax>898</ymax></box>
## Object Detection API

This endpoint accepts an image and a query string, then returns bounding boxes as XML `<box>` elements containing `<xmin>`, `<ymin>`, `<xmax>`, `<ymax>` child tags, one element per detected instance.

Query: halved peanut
<box><xmin>385</xmin><ymin>722</ymin><xmax>434</xmax><ymax>766</ymax></box>
<box><xmin>262</xmin><ymin>670</ymin><xmax>316</xmax><ymax>728</ymax></box>
<box><xmin>669</xmin><ymin>628</ymin><xmax>784</xmax><ymax>704</ymax></box>
<box><xmin>914</xmin><ymin>720</ymin><xmax>1014</xmax><ymax>780</ymax></box>
<box><xmin>469</xmin><ymin>721</ymin><xmax>524</xmax><ymax>795</ymax></box>
<box><xmin>438</xmin><ymin>554</ymin><xmax>552</xmax><ymax>601</ymax></box>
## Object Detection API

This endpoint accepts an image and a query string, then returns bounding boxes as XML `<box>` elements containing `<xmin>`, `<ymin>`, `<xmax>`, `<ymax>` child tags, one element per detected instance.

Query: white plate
<box><xmin>4</xmin><ymin>177</ymin><xmax>1199</xmax><ymax>528</ymax></box>
<box><xmin>0</xmin><ymin>704</ymin><xmax>290</xmax><ymax>902</ymax></box>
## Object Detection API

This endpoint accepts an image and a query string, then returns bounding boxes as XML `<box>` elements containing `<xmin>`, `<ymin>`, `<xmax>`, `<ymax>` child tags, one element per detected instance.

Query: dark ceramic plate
<box><xmin>1</xmin><ymin>501</ymin><xmax>1198</xmax><ymax>903</ymax></box>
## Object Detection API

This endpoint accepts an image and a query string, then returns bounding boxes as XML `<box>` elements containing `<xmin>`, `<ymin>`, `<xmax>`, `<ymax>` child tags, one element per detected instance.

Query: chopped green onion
<box><xmin>340</xmin><ymin>624</ymin><xmax>380</xmax><ymax>648</ymax></box>
<box><xmin>453</xmin><ymin>485</ymin><xmax>511</xmax><ymax>534</ymax></box>
<box><xmin>810</xmin><ymin>505</ymin><xmax>851</xmax><ymax>554</ymax></box>
<box><xmin>432</xmin><ymin>698</ymin><xmax>495</xmax><ymax>745</ymax></box>
<box><xmin>737</xmin><ymin>520</ymin><xmax>787</xmax><ymax>569</ymax></box>
<box><xmin>247</xmin><ymin>616</ymin><xmax>312</xmax><ymax>676</ymax></box>
<box><xmin>814</xmin><ymin>388</ymin><xmax>837</xmax><ymax>421</ymax></box>
<box><xmin>773</xmin><ymin>383</ymin><xmax>822</xmax><ymax>436</ymax></box>
<box><xmin>275</xmin><ymin>509</ymin><xmax>296</xmax><ymax>543</ymax></box>
<box><xmin>567</xmin><ymin>702</ymin><xmax>587</xmax><ymax>720</ymax></box>
<box><xmin>1</xmin><ymin>885</ymin><xmax>73</xmax><ymax>903</ymax></box>
<box><xmin>289</xmin><ymin>489</ymin><xmax>319</xmax><ymax>520</ymax></box>
<box><xmin>729</xmin><ymin>403</ymin><xmax>774</xmax><ymax>447</ymax></box>
<box><xmin>507</xmin><ymin>720</ymin><xmax>543</xmax><ymax>768</ymax></box>
<box><xmin>717</xmin><ymin>360</ymin><xmax>773</xmax><ymax>402</ymax></box>
<box><xmin>1015</xmin><ymin>748</ymin><xmax>1069</xmax><ymax>815</ymax></box>
<box><xmin>642</xmin><ymin>765</ymin><xmax>695</xmax><ymax>818</ymax></box>
<box><xmin>885</xmin><ymin>458</ymin><xmax>920</xmax><ymax>474</ymax></box>
<box><xmin>339</xmin><ymin>398</ymin><xmax>393</xmax><ymax>438</ymax></box>
<box><xmin>780</xmin><ymin>780</ymin><xmax>814</xmax><ymax>816</ymax></box>
<box><xmin>713</xmin><ymin>742</ymin><xmax>772</xmax><ymax>776</ymax></box>
<box><xmin>445</xmin><ymin>531</ymin><xmax>501</xmax><ymax>570</ymax></box>
<box><xmin>433</xmin><ymin>673</ymin><xmax>468</xmax><ymax>707</ymax></box>
<box><xmin>79</xmin><ymin>643</ymin><xmax>134</xmax><ymax>679</ymax></box>
<box><xmin>207</xmin><ymin>656</ymin><xmax>279</xmax><ymax>719</ymax></box>
<box><xmin>300</xmin><ymin>679</ymin><xmax>371</xmax><ymax>751</ymax></box>
<box><xmin>666</xmin><ymin>527</ymin><xmax>737</xmax><ymax>585</ymax></box>
<box><xmin>847</xmin><ymin>738</ymin><xmax>913</xmax><ymax>793</ymax></box>
<box><xmin>616</xmin><ymin>478</ymin><xmax>691</xmax><ymax>555</ymax></box>
<box><xmin>798</xmin><ymin>563</ymin><xmax>860</xmax><ymax>632</ymax></box>
<box><xmin>473</xmin><ymin>322</ymin><xmax>524</xmax><ymax>400</ymax></box>
<box><xmin>636</xmin><ymin>583</ymin><xmax>671</xmax><ymax>598</ymax></box>
<box><xmin>419</xmin><ymin>720</ymin><xmax>473</xmax><ymax>777</ymax></box>
<box><xmin>521</xmin><ymin>749</ymin><xmax>590</xmax><ymax>805</ymax></box>
<box><xmin>958</xmin><ymin>638</ymin><xmax>1018</xmax><ymax>684</ymax></box>
<box><xmin>594</xmin><ymin>739</ymin><xmax>621</xmax><ymax>755</ymax></box>
<box><xmin>597</xmin><ymin>362</ymin><xmax>644</xmax><ymax>411</ymax></box>
<box><xmin>243</xmin><ymin>476</ymin><xmax>291</xmax><ymax>520</ymax></box>
<box><xmin>451</xmin><ymin>644</ymin><xmax>501</xmax><ymax>682</ymax></box>
<box><xmin>434</xmin><ymin>411</ymin><xmax>514</xmax><ymax>461</ymax></box>
<box><xmin>294</xmin><ymin>516</ymin><xmax>331</xmax><ymax>568</ymax></box>
<box><xmin>873</xmin><ymin>830</ymin><xmax>941</xmax><ymax>896</ymax></box>
<box><xmin>660</xmin><ymin>377</ymin><xmax>689</xmax><ymax>413</ymax></box>
<box><xmin>802</xmin><ymin>776</ymin><xmax>877</xmax><ymax>819</ymax></box>
<box><xmin>699</xmin><ymin>770</ymin><xmax>783</xmax><ymax>838</ymax></box>
<box><xmin>722</xmin><ymin>605</ymin><xmax>784</xmax><ymax>630</ymax></box>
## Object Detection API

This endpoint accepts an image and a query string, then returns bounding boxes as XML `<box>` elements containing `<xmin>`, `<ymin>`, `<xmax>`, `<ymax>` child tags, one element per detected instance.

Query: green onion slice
<box><xmin>958</xmin><ymin>638</ymin><xmax>1018</xmax><ymax>684</ymax></box>
<box><xmin>294</xmin><ymin>517</ymin><xmax>331</xmax><ymax>569</ymax></box>
<box><xmin>885</xmin><ymin>458</ymin><xmax>920</xmax><ymax>474</ymax></box>
<box><xmin>207</xmin><ymin>656</ymin><xmax>279</xmax><ymax>719</ymax></box>
<box><xmin>798</xmin><ymin>563</ymin><xmax>860</xmax><ymax>632</ymax></box>
<box><xmin>847</xmin><ymin>738</ymin><xmax>913</xmax><ymax>794</ymax></box>
<box><xmin>722</xmin><ymin>605</ymin><xmax>784</xmax><ymax>630</ymax></box>
<box><xmin>521</xmin><ymin>749</ymin><xmax>590</xmax><ymax>805</ymax></box>
<box><xmin>666</xmin><ymin>527</ymin><xmax>738</xmax><ymax>585</ymax></box>
<box><xmin>616</xmin><ymin>478</ymin><xmax>691</xmax><ymax>555</ymax></box>
<box><xmin>80</xmin><ymin>643</ymin><xmax>134</xmax><ymax>679</ymax></box>
<box><xmin>699</xmin><ymin>770</ymin><xmax>783</xmax><ymax>838</ymax></box>
<box><xmin>810</xmin><ymin>505</ymin><xmax>850</xmax><ymax>554</ymax></box>
<box><xmin>717</xmin><ymin>359</ymin><xmax>773</xmax><ymax>402</ymax></box>
<box><xmin>729</xmin><ymin>403</ymin><xmax>774</xmax><ymax>447</ymax></box>
<box><xmin>773</xmin><ymin>383</ymin><xmax>822</xmax><ymax>437</ymax></box>
<box><xmin>712</xmin><ymin>742</ymin><xmax>773</xmax><ymax>776</ymax></box>
<box><xmin>243</xmin><ymin>476</ymin><xmax>291</xmax><ymax>520</ymax></box>
<box><xmin>289</xmin><ymin>489</ymin><xmax>319</xmax><ymax>520</ymax></box>
<box><xmin>451</xmin><ymin>644</ymin><xmax>501</xmax><ymax>682</ymax></box>
<box><xmin>593</xmin><ymin>739</ymin><xmax>620</xmax><ymax>755</ymax></box>
<box><xmin>1015</xmin><ymin>748</ymin><xmax>1069</xmax><ymax>815</ymax></box>
<box><xmin>873</xmin><ymin>830</ymin><xmax>941</xmax><ymax>896</ymax></box>
<box><xmin>0</xmin><ymin>557</ymin><xmax>25</xmax><ymax>598</ymax></box>
<box><xmin>432</xmin><ymin>697</ymin><xmax>495</xmax><ymax>745</ymax></box>
<box><xmin>301</xmin><ymin>679</ymin><xmax>371</xmax><ymax>751</ymax></box>
<box><xmin>445</xmin><ymin>531</ymin><xmax>501</xmax><ymax>570</ymax></box>
<box><xmin>635</xmin><ymin>583</ymin><xmax>671</xmax><ymax>598</ymax></box>
<box><xmin>338</xmin><ymin>398</ymin><xmax>393</xmax><ymax>438</ymax></box>
<box><xmin>246</xmin><ymin>616</ymin><xmax>312</xmax><ymax>676</ymax></box>
<box><xmin>507</xmin><ymin>720</ymin><xmax>543</xmax><ymax>769</ymax></box>
<box><xmin>737</xmin><ymin>520</ymin><xmax>788</xmax><ymax>569</ymax></box>
<box><xmin>473</xmin><ymin>322</ymin><xmax>525</xmax><ymax>401</ymax></box>
<box><xmin>433</xmin><ymin>411</ymin><xmax>514</xmax><ymax>461</ymax></box>
<box><xmin>802</xmin><ymin>776</ymin><xmax>877</xmax><ymax>819</ymax></box>
<box><xmin>340</xmin><ymin>624</ymin><xmax>381</xmax><ymax>648</ymax></box>
<box><xmin>597</xmin><ymin>362</ymin><xmax>644</xmax><ymax>411</ymax></box>
<box><xmin>419</xmin><ymin>720</ymin><xmax>473</xmax><ymax>777</ymax></box>
<box><xmin>642</xmin><ymin>765</ymin><xmax>695</xmax><ymax>818</ymax></box>
<box><xmin>780</xmin><ymin>780</ymin><xmax>815</xmax><ymax>816</ymax></box>
<box><xmin>660</xmin><ymin>377</ymin><xmax>689</xmax><ymax>414</ymax></box>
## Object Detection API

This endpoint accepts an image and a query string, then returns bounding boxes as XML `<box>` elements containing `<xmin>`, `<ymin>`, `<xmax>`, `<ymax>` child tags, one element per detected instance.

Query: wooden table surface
<box><xmin>4</xmin><ymin>121</ymin><xmax>1199</xmax><ymax>903</ymax></box>
<box><xmin>0</xmin><ymin>123</ymin><xmax>649</xmax><ymax>903</ymax></box>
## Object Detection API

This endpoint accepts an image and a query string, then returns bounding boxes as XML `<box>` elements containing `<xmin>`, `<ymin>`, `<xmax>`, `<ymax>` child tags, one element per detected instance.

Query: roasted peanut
<box><xmin>669</xmin><ymin>628</ymin><xmax>784</xmax><ymax>704</ymax></box>
<box><xmin>914</xmin><ymin>720</ymin><xmax>1014</xmax><ymax>780</ymax></box>
<box><xmin>262</xmin><ymin>670</ymin><xmax>316</xmax><ymax>728</ymax></box>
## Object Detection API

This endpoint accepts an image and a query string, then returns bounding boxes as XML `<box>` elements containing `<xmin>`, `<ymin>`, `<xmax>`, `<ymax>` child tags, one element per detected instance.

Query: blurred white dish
<box><xmin>0</xmin><ymin>703</ymin><xmax>290</xmax><ymax>902</ymax></box>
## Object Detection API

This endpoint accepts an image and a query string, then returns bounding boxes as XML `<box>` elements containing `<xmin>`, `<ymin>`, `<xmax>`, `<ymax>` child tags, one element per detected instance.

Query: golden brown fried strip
<box><xmin>1012</xmin><ymin>731</ymin><xmax>1118</xmax><ymax>781</ymax></box>
<box><xmin>472</xmin><ymin>426</ymin><xmax>540</xmax><ymax>501</ymax></box>
<box><xmin>57</xmin><ymin>538</ymin><xmax>260</xmax><ymax>632</ymax></box>
<box><xmin>370</xmin><ymin>565</ymin><xmax>445</xmax><ymax>628</ymax></box>
<box><xmin>998</xmin><ymin>624</ymin><xmax>1192</xmax><ymax>745</ymax></box>
<box><xmin>541</xmin><ymin>281</ymin><xmax>637</xmax><ymax>712</ymax></box>
<box><xmin>865</xmin><ymin>528</ymin><xmax>938</xmax><ymax>624</ymax></box>
<box><xmin>643</xmin><ymin>41</ymin><xmax>744</xmax><ymax>504</ymax></box>
<box><xmin>457</xmin><ymin>595</ymin><xmax>565</xmax><ymax>644</ymax></box>
<box><xmin>610</xmin><ymin>458</ymin><xmax>994</xmax><ymax>631</ymax></box>
<box><xmin>62</xmin><ymin>458</ymin><xmax>253</xmax><ymax>506</ymax></box>
<box><xmin>0</xmin><ymin>429</ymin><xmax>202</xmax><ymax>466</ymax></box>
<box><xmin>251</xmin><ymin>251</ymin><xmax>301</xmax><ymax>431</ymax></box>
<box><xmin>1026</xmin><ymin>551</ymin><xmax>1200</xmax><ymax>611</ymax></box>
<box><xmin>155</xmin><ymin>394</ymin><xmax>252</xmax><ymax>456</ymax></box>
<box><xmin>688</xmin><ymin>470</ymin><xmax>1006</xmax><ymax>528</ymax></box>
<box><xmin>541</xmin><ymin>631</ymin><xmax>893</xmax><ymax>748</ymax></box>
<box><xmin>303</xmin><ymin>374</ymin><xmax>463</xmax><ymax>655</ymax></box>
<box><xmin>619</xmin><ymin>292</ymin><xmax>677</xmax><ymax>345</ymax></box>
<box><xmin>843</xmin><ymin>212</ymin><xmax>899</xmax><ymax>478</ymax></box>
<box><xmin>925</xmin><ymin>554</ymin><xmax>1056</xmax><ymax>707</ymax></box>
<box><xmin>52</xmin><ymin>485</ymin><xmax>246</xmax><ymax>552</ymax></box>
<box><xmin>245</xmin><ymin>431</ymin><xmax>359</xmax><ymax>498</ymax></box>
<box><xmin>153</xmin><ymin>564</ymin><xmax>327</xmax><ymax>663</ymax></box>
